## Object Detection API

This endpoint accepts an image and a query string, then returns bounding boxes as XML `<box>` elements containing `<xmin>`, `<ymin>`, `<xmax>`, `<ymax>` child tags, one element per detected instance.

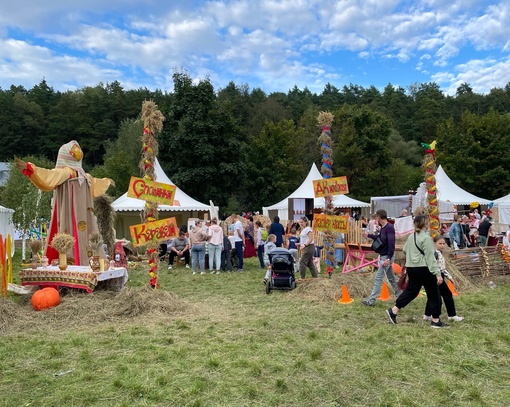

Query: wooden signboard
<box><xmin>127</xmin><ymin>176</ymin><xmax>176</xmax><ymax>206</ymax></box>
<box><xmin>313</xmin><ymin>176</ymin><xmax>349</xmax><ymax>197</ymax></box>
<box><xmin>313</xmin><ymin>214</ymin><xmax>349</xmax><ymax>234</ymax></box>
<box><xmin>130</xmin><ymin>217</ymin><xmax>179</xmax><ymax>246</ymax></box>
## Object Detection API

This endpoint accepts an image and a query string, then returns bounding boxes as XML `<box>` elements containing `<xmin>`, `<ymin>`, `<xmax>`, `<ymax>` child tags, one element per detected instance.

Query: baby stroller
<box><xmin>265</xmin><ymin>248</ymin><xmax>296</xmax><ymax>294</ymax></box>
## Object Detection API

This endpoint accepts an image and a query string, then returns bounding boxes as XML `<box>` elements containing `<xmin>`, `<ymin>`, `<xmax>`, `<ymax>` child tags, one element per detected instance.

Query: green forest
<box><xmin>1</xmin><ymin>71</ymin><xmax>510</xmax><ymax>215</ymax></box>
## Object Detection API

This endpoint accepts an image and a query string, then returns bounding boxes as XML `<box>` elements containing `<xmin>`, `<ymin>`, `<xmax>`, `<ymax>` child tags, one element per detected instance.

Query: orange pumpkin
<box><xmin>31</xmin><ymin>287</ymin><xmax>60</xmax><ymax>311</ymax></box>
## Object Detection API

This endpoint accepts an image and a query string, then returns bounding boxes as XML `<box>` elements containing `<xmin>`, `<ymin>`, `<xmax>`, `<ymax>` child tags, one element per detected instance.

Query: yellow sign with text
<box><xmin>313</xmin><ymin>176</ymin><xmax>349</xmax><ymax>197</ymax></box>
<box><xmin>127</xmin><ymin>176</ymin><xmax>176</xmax><ymax>206</ymax></box>
<box><xmin>313</xmin><ymin>214</ymin><xmax>349</xmax><ymax>234</ymax></box>
<box><xmin>130</xmin><ymin>217</ymin><xmax>179</xmax><ymax>246</ymax></box>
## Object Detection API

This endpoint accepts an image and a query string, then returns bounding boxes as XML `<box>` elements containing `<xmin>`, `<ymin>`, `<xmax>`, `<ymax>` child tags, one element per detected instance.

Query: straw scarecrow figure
<box><xmin>16</xmin><ymin>141</ymin><xmax>115</xmax><ymax>264</ymax></box>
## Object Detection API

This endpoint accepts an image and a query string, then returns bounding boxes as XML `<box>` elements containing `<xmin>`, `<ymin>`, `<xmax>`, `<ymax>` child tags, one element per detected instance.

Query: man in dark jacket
<box><xmin>269</xmin><ymin>216</ymin><xmax>285</xmax><ymax>247</ymax></box>
<box><xmin>362</xmin><ymin>209</ymin><xmax>401</xmax><ymax>306</ymax></box>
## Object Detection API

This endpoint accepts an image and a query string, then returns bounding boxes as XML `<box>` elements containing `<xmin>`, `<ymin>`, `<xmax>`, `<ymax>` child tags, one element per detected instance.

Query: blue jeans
<box><xmin>257</xmin><ymin>244</ymin><xmax>265</xmax><ymax>268</ymax></box>
<box><xmin>235</xmin><ymin>241</ymin><xmax>244</xmax><ymax>270</ymax></box>
<box><xmin>191</xmin><ymin>245</ymin><xmax>206</xmax><ymax>272</ymax></box>
<box><xmin>209</xmin><ymin>244</ymin><xmax>222</xmax><ymax>271</ymax></box>
<box><xmin>365</xmin><ymin>255</ymin><xmax>399</xmax><ymax>304</ymax></box>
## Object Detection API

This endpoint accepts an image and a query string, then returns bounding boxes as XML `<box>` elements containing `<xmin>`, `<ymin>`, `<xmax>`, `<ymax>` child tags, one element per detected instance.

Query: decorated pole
<box><xmin>421</xmin><ymin>140</ymin><xmax>440</xmax><ymax>238</ymax></box>
<box><xmin>140</xmin><ymin>100</ymin><xmax>165</xmax><ymax>288</ymax></box>
<box><xmin>317</xmin><ymin>111</ymin><xmax>336</xmax><ymax>278</ymax></box>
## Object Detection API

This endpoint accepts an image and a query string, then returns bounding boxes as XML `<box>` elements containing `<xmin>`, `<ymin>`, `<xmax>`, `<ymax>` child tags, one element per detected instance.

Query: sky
<box><xmin>1</xmin><ymin>0</ymin><xmax>510</xmax><ymax>96</ymax></box>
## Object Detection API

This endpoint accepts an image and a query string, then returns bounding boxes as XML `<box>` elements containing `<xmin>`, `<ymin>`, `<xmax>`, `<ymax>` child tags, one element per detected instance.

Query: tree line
<box><xmin>1</xmin><ymin>73</ymin><xmax>510</xmax><ymax>216</ymax></box>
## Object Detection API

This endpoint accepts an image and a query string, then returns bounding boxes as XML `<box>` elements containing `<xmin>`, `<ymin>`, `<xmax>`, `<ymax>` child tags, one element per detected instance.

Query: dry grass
<box><xmin>0</xmin><ymin>287</ymin><xmax>192</xmax><ymax>335</ymax></box>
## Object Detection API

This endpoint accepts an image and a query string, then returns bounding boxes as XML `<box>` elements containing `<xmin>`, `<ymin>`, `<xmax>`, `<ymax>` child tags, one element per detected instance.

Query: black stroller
<box><xmin>265</xmin><ymin>248</ymin><xmax>297</xmax><ymax>294</ymax></box>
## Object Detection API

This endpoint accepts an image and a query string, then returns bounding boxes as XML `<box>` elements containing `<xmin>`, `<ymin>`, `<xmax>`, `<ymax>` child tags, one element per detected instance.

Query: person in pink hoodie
<box><xmin>208</xmin><ymin>218</ymin><xmax>224</xmax><ymax>274</ymax></box>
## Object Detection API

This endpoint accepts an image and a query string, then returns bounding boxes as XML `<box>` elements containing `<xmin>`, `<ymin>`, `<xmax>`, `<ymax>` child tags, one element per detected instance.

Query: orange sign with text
<box><xmin>127</xmin><ymin>176</ymin><xmax>176</xmax><ymax>206</ymax></box>
<box><xmin>130</xmin><ymin>217</ymin><xmax>179</xmax><ymax>245</ymax></box>
<box><xmin>313</xmin><ymin>214</ymin><xmax>349</xmax><ymax>234</ymax></box>
<box><xmin>313</xmin><ymin>176</ymin><xmax>349</xmax><ymax>197</ymax></box>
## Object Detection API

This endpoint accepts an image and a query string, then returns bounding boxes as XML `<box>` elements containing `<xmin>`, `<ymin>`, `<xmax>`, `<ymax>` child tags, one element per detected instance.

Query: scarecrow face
<box><xmin>69</xmin><ymin>143</ymin><xmax>83</xmax><ymax>162</ymax></box>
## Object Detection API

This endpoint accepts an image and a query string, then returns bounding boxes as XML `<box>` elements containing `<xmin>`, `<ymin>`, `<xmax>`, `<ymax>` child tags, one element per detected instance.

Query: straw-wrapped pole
<box><xmin>140</xmin><ymin>100</ymin><xmax>165</xmax><ymax>288</ymax></box>
<box><xmin>317</xmin><ymin>111</ymin><xmax>336</xmax><ymax>277</ymax></box>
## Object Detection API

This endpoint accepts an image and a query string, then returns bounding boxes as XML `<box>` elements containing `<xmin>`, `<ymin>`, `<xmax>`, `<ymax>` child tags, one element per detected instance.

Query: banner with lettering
<box><xmin>130</xmin><ymin>217</ymin><xmax>179</xmax><ymax>245</ymax></box>
<box><xmin>313</xmin><ymin>214</ymin><xmax>349</xmax><ymax>234</ymax></box>
<box><xmin>313</xmin><ymin>176</ymin><xmax>349</xmax><ymax>197</ymax></box>
<box><xmin>127</xmin><ymin>176</ymin><xmax>176</xmax><ymax>206</ymax></box>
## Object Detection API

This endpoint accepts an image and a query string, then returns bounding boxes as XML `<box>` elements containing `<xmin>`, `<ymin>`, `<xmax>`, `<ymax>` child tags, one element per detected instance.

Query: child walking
<box><xmin>423</xmin><ymin>235</ymin><xmax>464</xmax><ymax>322</ymax></box>
<box><xmin>263</xmin><ymin>234</ymin><xmax>277</xmax><ymax>283</ymax></box>
<box><xmin>286</xmin><ymin>227</ymin><xmax>299</xmax><ymax>272</ymax></box>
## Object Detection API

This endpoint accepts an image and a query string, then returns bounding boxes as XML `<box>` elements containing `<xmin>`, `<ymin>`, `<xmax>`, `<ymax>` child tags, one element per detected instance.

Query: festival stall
<box><xmin>111</xmin><ymin>158</ymin><xmax>216</xmax><ymax>239</ymax></box>
<box><xmin>493</xmin><ymin>193</ymin><xmax>510</xmax><ymax>225</ymax></box>
<box><xmin>262</xmin><ymin>163</ymin><xmax>370</xmax><ymax>221</ymax></box>
<box><xmin>0</xmin><ymin>205</ymin><xmax>15</xmax><ymax>255</ymax></box>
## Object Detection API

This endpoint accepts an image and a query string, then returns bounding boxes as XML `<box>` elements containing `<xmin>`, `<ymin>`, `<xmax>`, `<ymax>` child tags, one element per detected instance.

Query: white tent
<box><xmin>112</xmin><ymin>159</ymin><xmax>215</xmax><ymax>239</ymax></box>
<box><xmin>0</xmin><ymin>204</ymin><xmax>15</xmax><ymax>255</ymax></box>
<box><xmin>494</xmin><ymin>194</ymin><xmax>510</xmax><ymax>225</ymax></box>
<box><xmin>262</xmin><ymin>163</ymin><xmax>370</xmax><ymax>221</ymax></box>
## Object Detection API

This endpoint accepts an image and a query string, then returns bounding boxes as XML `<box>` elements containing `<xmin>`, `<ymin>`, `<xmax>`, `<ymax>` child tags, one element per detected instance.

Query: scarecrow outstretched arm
<box><xmin>87</xmin><ymin>175</ymin><xmax>115</xmax><ymax>198</ymax></box>
<box><xmin>15</xmin><ymin>158</ymin><xmax>74</xmax><ymax>192</ymax></box>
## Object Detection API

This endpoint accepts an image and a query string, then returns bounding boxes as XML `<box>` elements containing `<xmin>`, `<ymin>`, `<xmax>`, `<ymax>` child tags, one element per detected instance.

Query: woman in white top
<box><xmin>297</xmin><ymin>216</ymin><xmax>317</xmax><ymax>279</ymax></box>
<box><xmin>208</xmin><ymin>218</ymin><xmax>224</xmax><ymax>274</ymax></box>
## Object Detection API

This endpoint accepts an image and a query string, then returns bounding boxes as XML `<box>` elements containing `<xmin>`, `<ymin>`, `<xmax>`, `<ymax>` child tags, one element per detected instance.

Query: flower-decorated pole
<box><xmin>317</xmin><ymin>111</ymin><xmax>335</xmax><ymax>278</ymax></box>
<box><xmin>421</xmin><ymin>140</ymin><xmax>439</xmax><ymax>238</ymax></box>
<box><xmin>140</xmin><ymin>100</ymin><xmax>165</xmax><ymax>288</ymax></box>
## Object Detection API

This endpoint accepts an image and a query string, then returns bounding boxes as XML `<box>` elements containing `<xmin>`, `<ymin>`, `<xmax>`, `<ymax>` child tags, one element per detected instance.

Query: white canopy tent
<box><xmin>0</xmin><ymin>204</ymin><xmax>15</xmax><ymax>256</ymax></box>
<box><xmin>370</xmin><ymin>165</ymin><xmax>490</xmax><ymax>221</ymax></box>
<box><xmin>262</xmin><ymin>163</ymin><xmax>370</xmax><ymax>221</ymax></box>
<box><xmin>111</xmin><ymin>159</ymin><xmax>216</xmax><ymax>239</ymax></box>
<box><xmin>493</xmin><ymin>194</ymin><xmax>510</xmax><ymax>225</ymax></box>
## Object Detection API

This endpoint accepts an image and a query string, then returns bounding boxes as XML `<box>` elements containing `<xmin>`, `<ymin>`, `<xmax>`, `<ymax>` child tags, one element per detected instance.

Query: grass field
<box><xmin>1</xmin><ymin>252</ymin><xmax>510</xmax><ymax>407</ymax></box>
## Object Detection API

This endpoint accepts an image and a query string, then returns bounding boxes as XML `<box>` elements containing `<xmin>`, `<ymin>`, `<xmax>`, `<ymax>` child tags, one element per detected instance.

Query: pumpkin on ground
<box><xmin>31</xmin><ymin>287</ymin><xmax>60</xmax><ymax>311</ymax></box>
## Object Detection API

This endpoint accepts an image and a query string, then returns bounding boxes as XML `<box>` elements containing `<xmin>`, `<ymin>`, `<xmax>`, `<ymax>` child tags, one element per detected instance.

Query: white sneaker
<box><xmin>215</xmin><ymin>271</ymin><xmax>221</xmax><ymax>274</ymax></box>
<box><xmin>448</xmin><ymin>315</ymin><xmax>464</xmax><ymax>322</ymax></box>
<box><xmin>185</xmin><ymin>264</ymin><xmax>190</xmax><ymax>269</ymax></box>
<box><xmin>192</xmin><ymin>271</ymin><xmax>197</xmax><ymax>275</ymax></box>
<box><xmin>422</xmin><ymin>315</ymin><xmax>432</xmax><ymax>321</ymax></box>
<box><xmin>168</xmin><ymin>265</ymin><xmax>173</xmax><ymax>270</ymax></box>
<box><xmin>210</xmin><ymin>271</ymin><xmax>215</xmax><ymax>274</ymax></box>
<box><xmin>200</xmin><ymin>272</ymin><xmax>206</xmax><ymax>275</ymax></box>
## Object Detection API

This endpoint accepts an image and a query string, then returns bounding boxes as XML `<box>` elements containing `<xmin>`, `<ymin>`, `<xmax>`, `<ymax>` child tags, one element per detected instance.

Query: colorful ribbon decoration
<box><xmin>140</xmin><ymin>102</ymin><xmax>165</xmax><ymax>288</ymax></box>
<box><xmin>317</xmin><ymin>113</ymin><xmax>335</xmax><ymax>277</ymax></box>
<box><xmin>423</xmin><ymin>141</ymin><xmax>439</xmax><ymax>238</ymax></box>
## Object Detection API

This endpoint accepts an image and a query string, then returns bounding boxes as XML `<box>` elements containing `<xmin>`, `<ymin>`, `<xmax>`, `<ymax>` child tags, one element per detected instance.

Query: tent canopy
<box><xmin>433</xmin><ymin>165</ymin><xmax>491</xmax><ymax>205</ymax></box>
<box><xmin>112</xmin><ymin>159</ymin><xmax>211</xmax><ymax>212</ymax></box>
<box><xmin>262</xmin><ymin>163</ymin><xmax>369</xmax><ymax>220</ymax></box>
<box><xmin>111</xmin><ymin>159</ymin><xmax>214</xmax><ymax>240</ymax></box>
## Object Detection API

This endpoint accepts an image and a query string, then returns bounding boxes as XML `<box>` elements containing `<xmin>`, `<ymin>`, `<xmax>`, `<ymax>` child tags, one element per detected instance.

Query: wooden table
<box><xmin>20</xmin><ymin>265</ymin><xmax>128</xmax><ymax>293</ymax></box>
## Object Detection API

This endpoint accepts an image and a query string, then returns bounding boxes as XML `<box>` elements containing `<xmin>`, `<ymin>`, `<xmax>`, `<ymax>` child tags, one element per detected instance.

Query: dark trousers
<box><xmin>221</xmin><ymin>248</ymin><xmax>232</xmax><ymax>271</ymax></box>
<box><xmin>168</xmin><ymin>249</ymin><xmax>190</xmax><ymax>266</ymax></box>
<box><xmin>159</xmin><ymin>243</ymin><xmax>168</xmax><ymax>261</ymax></box>
<box><xmin>396</xmin><ymin>266</ymin><xmax>442</xmax><ymax>319</ymax></box>
<box><xmin>235</xmin><ymin>241</ymin><xmax>244</xmax><ymax>270</ymax></box>
<box><xmin>424</xmin><ymin>275</ymin><xmax>456</xmax><ymax>317</ymax></box>
<box><xmin>257</xmin><ymin>244</ymin><xmax>264</xmax><ymax>268</ymax></box>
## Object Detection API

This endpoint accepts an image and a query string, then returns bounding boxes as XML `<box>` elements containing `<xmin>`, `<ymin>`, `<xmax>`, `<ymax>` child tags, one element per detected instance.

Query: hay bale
<box><xmin>0</xmin><ymin>287</ymin><xmax>193</xmax><ymax>335</ymax></box>
<box><xmin>253</xmin><ymin>215</ymin><xmax>271</xmax><ymax>228</ymax></box>
<box><xmin>294</xmin><ymin>272</ymin><xmax>376</xmax><ymax>302</ymax></box>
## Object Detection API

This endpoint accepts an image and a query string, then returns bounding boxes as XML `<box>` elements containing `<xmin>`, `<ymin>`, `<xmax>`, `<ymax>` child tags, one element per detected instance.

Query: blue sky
<box><xmin>1</xmin><ymin>0</ymin><xmax>509</xmax><ymax>95</ymax></box>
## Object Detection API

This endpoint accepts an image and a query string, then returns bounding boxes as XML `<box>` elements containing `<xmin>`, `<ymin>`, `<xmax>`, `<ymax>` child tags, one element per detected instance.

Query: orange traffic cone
<box><xmin>338</xmin><ymin>284</ymin><xmax>354</xmax><ymax>304</ymax></box>
<box><xmin>447</xmin><ymin>280</ymin><xmax>459</xmax><ymax>296</ymax></box>
<box><xmin>378</xmin><ymin>281</ymin><xmax>391</xmax><ymax>301</ymax></box>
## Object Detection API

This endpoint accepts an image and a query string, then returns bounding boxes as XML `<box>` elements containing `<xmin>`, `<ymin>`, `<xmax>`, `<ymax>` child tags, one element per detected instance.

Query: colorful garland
<box><xmin>140</xmin><ymin>100</ymin><xmax>165</xmax><ymax>288</ymax></box>
<box><xmin>421</xmin><ymin>141</ymin><xmax>439</xmax><ymax>238</ymax></box>
<box><xmin>317</xmin><ymin>111</ymin><xmax>335</xmax><ymax>278</ymax></box>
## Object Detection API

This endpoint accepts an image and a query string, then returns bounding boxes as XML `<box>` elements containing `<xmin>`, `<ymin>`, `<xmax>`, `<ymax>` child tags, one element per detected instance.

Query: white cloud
<box><xmin>432</xmin><ymin>57</ymin><xmax>510</xmax><ymax>95</ymax></box>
